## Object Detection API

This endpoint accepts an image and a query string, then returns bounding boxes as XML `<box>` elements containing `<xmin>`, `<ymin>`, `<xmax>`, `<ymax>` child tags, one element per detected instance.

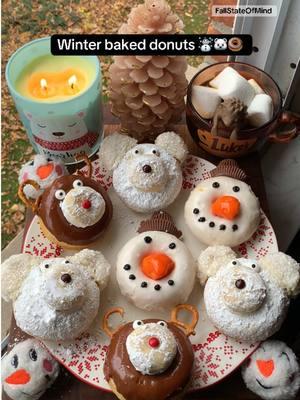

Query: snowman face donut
<box><xmin>242</xmin><ymin>340</ymin><xmax>300</xmax><ymax>400</ymax></box>
<box><xmin>116</xmin><ymin>230</ymin><xmax>195</xmax><ymax>311</ymax></box>
<box><xmin>113</xmin><ymin>143</ymin><xmax>183</xmax><ymax>212</ymax></box>
<box><xmin>1</xmin><ymin>339</ymin><xmax>59</xmax><ymax>400</ymax></box>
<box><xmin>184</xmin><ymin>175</ymin><xmax>260</xmax><ymax>247</ymax></box>
<box><xmin>204</xmin><ymin>258</ymin><xmax>289</xmax><ymax>342</ymax></box>
<box><xmin>18</xmin><ymin>155</ymin><xmax>67</xmax><ymax>199</ymax></box>
<box><xmin>126</xmin><ymin>320</ymin><xmax>177</xmax><ymax>375</ymax></box>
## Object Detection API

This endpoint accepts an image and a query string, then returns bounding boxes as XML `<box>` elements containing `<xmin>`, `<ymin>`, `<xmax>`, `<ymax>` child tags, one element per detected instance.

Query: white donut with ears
<box><xmin>1</xmin><ymin>249</ymin><xmax>111</xmax><ymax>341</ymax></box>
<box><xmin>198</xmin><ymin>246</ymin><xmax>300</xmax><ymax>342</ymax></box>
<box><xmin>99</xmin><ymin>132</ymin><xmax>188</xmax><ymax>212</ymax></box>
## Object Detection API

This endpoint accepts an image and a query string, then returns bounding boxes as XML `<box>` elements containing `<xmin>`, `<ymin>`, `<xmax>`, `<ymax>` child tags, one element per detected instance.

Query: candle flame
<box><xmin>68</xmin><ymin>75</ymin><xmax>77</xmax><ymax>89</ymax></box>
<box><xmin>40</xmin><ymin>78</ymin><xmax>47</xmax><ymax>90</ymax></box>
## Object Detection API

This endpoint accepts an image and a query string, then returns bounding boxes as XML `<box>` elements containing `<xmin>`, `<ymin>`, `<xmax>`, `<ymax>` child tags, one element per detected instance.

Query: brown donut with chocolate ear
<box><xmin>104</xmin><ymin>319</ymin><xmax>194</xmax><ymax>400</ymax></box>
<box><xmin>19</xmin><ymin>173</ymin><xmax>113</xmax><ymax>248</ymax></box>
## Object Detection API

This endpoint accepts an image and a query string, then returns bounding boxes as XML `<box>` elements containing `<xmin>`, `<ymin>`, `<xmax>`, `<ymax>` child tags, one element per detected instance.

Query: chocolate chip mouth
<box><xmin>256</xmin><ymin>378</ymin><xmax>276</xmax><ymax>390</ymax></box>
<box><xmin>52</xmin><ymin>132</ymin><xmax>65</xmax><ymax>137</ymax></box>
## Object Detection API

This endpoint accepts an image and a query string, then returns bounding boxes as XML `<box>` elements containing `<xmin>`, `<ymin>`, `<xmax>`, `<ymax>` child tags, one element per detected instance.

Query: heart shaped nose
<box><xmin>256</xmin><ymin>359</ymin><xmax>274</xmax><ymax>377</ymax></box>
<box><xmin>148</xmin><ymin>337</ymin><xmax>160</xmax><ymax>348</ymax></box>
<box><xmin>142</xmin><ymin>164</ymin><xmax>152</xmax><ymax>173</ymax></box>
<box><xmin>37</xmin><ymin>164</ymin><xmax>54</xmax><ymax>180</ymax></box>
<box><xmin>141</xmin><ymin>253</ymin><xmax>175</xmax><ymax>280</ymax></box>
<box><xmin>5</xmin><ymin>369</ymin><xmax>31</xmax><ymax>385</ymax></box>
<box><xmin>82</xmin><ymin>199</ymin><xmax>91</xmax><ymax>209</ymax></box>
<box><xmin>211</xmin><ymin>195</ymin><xmax>240</xmax><ymax>220</ymax></box>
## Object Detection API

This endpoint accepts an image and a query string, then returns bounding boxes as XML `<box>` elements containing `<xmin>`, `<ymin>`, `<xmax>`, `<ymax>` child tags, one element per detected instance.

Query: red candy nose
<box><xmin>43</xmin><ymin>359</ymin><xmax>53</xmax><ymax>373</ymax></box>
<box><xmin>5</xmin><ymin>369</ymin><xmax>31</xmax><ymax>385</ymax></box>
<box><xmin>148</xmin><ymin>337</ymin><xmax>160</xmax><ymax>348</ymax></box>
<box><xmin>82</xmin><ymin>199</ymin><xmax>91</xmax><ymax>209</ymax></box>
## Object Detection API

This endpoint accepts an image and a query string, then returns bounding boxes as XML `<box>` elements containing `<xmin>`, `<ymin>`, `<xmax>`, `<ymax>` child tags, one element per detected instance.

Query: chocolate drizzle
<box><xmin>210</xmin><ymin>159</ymin><xmax>247</xmax><ymax>182</ymax></box>
<box><xmin>104</xmin><ymin>319</ymin><xmax>194</xmax><ymax>400</ymax></box>
<box><xmin>137</xmin><ymin>211</ymin><xmax>182</xmax><ymax>239</ymax></box>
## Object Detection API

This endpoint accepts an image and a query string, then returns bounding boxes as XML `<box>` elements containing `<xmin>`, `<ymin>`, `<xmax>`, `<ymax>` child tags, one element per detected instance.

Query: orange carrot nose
<box><xmin>5</xmin><ymin>369</ymin><xmax>31</xmax><ymax>385</ymax></box>
<box><xmin>256</xmin><ymin>359</ymin><xmax>274</xmax><ymax>377</ymax></box>
<box><xmin>211</xmin><ymin>195</ymin><xmax>240</xmax><ymax>220</ymax></box>
<box><xmin>37</xmin><ymin>163</ymin><xmax>54</xmax><ymax>180</ymax></box>
<box><xmin>141</xmin><ymin>253</ymin><xmax>175</xmax><ymax>280</ymax></box>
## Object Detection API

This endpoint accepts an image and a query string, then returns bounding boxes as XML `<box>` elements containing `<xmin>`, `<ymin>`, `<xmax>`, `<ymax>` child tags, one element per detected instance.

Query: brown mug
<box><xmin>186</xmin><ymin>62</ymin><xmax>300</xmax><ymax>158</ymax></box>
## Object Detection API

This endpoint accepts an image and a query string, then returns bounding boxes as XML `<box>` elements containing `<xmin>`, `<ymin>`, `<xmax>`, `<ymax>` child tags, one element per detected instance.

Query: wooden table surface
<box><xmin>3</xmin><ymin>116</ymin><xmax>300</xmax><ymax>400</ymax></box>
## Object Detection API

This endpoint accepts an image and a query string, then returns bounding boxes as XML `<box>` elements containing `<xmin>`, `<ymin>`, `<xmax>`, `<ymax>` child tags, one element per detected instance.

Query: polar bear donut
<box><xmin>116</xmin><ymin>211</ymin><xmax>196</xmax><ymax>311</ymax></box>
<box><xmin>184</xmin><ymin>159</ymin><xmax>260</xmax><ymax>247</ymax></box>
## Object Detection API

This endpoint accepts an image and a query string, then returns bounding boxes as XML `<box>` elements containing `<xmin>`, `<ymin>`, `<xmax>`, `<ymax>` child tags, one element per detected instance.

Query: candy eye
<box><xmin>152</xmin><ymin>149</ymin><xmax>159</xmax><ymax>156</ymax></box>
<box><xmin>133</xmin><ymin>320</ymin><xmax>144</xmax><ymax>329</ymax></box>
<box><xmin>157</xmin><ymin>321</ymin><xmax>167</xmax><ymax>327</ymax></box>
<box><xmin>29</xmin><ymin>348</ymin><xmax>38</xmax><ymax>361</ymax></box>
<box><xmin>44</xmin><ymin>263</ymin><xmax>50</xmax><ymax>269</ymax></box>
<box><xmin>29</xmin><ymin>160</ymin><xmax>34</xmax><ymax>166</ymax></box>
<box><xmin>55</xmin><ymin>189</ymin><xmax>66</xmax><ymax>200</ymax></box>
<box><xmin>73</xmin><ymin>179</ymin><xmax>83</xmax><ymax>188</ymax></box>
<box><xmin>64</xmin><ymin>260</ymin><xmax>71</xmax><ymax>264</ymax></box>
<box><xmin>233</xmin><ymin>186</ymin><xmax>240</xmax><ymax>192</ymax></box>
<box><xmin>212</xmin><ymin>182</ymin><xmax>220</xmax><ymax>188</ymax></box>
<box><xmin>11</xmin><ymin>354</ymin><xmax>18</xmax><ymax>368</ymax></box>
<box><xmin>134</xmin><ymin>149</ymin><xmax>139</xmax><ymax>154</ymax></box>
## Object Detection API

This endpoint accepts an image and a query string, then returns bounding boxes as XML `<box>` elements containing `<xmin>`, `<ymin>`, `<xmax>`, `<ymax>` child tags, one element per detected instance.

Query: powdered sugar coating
<box><xmin>126</xmin><ymin>321</ymin><xmax>177</xmax><ymax>375</ymax></box>
<box><xmin>204</xmin><ymin>258</ymin><xmax>289</xmax><ymax>342</ymax></box>
<box><xmin>116</xmin><ymin>230</ymin><xmax>196</xmax><ymax>311</ymax></box>
<box><xmin>60</xmin><ymin>185</ymin><xmax>106</xmax><ymax>228</ymax></box>
<box><xmin>113</xmin><ymin>143</ymin><xmax>183</xmax><ymax>213</ymax></box>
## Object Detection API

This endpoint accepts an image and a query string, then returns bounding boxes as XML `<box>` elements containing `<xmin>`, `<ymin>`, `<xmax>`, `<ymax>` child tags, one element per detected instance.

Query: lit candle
<box><xmin>40</xmin><ymin>78</ymin><xmax>47</xmax><ymax>90</ymax></box>
<box><xmin>68</xmin><ymin>74</ymin><xmax>77</xmax><ymax>89</ymax></box>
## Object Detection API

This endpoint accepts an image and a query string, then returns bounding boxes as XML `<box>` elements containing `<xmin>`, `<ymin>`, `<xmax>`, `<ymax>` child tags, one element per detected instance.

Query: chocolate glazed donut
<box><xmin>104</xmin><ymin>318</ymin><xmax>195</xmax><ymax>400</ymax></box>
<box><xmin>37</xmin><ymin>175</ymin><xmax>113</xmax><ymax>246</ymax></box>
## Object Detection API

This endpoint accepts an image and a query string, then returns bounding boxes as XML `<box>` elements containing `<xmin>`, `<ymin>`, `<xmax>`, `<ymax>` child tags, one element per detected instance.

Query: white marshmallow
<box><xmin>247</xmin><ymin>94</ymin><xmax>273</xmax><ymax>127</ymax></box>
<box><xmin>248</xmin><ymin>78</ymin><xmax>265</xmax><ymax>94</ymax></box>
<box><xmin>192</xmin><ymin>85</ymin><xmax>221</xmax><ymax>119</ymax></box>
<box><xmin>210</xmin><ymin>66</ymin><xmax>255</xmax><ymax>106</ymax></box>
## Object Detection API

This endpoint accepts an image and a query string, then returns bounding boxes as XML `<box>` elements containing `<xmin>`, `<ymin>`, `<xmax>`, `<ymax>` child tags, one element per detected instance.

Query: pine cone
<box><xmin>109</xmin><ymin>0</ymin><xmax>188</xmax><ymax>142</ymax></box>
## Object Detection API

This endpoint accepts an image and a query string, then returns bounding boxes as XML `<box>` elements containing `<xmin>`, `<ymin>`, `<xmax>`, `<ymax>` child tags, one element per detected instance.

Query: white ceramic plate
<box><xmin>22</xmin><ymin>156</ymin><xmax>278</xmax><ymax>392</ymax></box>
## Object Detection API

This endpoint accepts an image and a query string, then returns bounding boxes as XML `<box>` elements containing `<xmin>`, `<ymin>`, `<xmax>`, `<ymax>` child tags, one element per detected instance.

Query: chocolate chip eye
<box><xmin>11</xmin><ymin>354</ymin><xmax>18</xmax><ymax>368</ymax></box>
<box><xmin>152</xmin><ymin>149</ymin><xmax>159</xmax><ymax>156</ymax></box>
<box><xmin>157</xmin><ymin>321</ymin><xmax>167</xmax><ymax>327</ymax></box>
<box><xmin>134</xmin><ymin>149</ymin><xmax>139</xmax><ymax>154</ymax></box>
<box><xmin>44</xmin><ymin>264</ymin><xmax>50</xmax><ymax>269</ymax></box>
<box><xmin>232</xmin><ymin>261</ymin><xmax>237</xmax><ymax>265</ymax></box>
<box><xmin>29</xmin><ymin>160</ymin><xmax>34</xmax><ymax>166</ymax></box>
<box><xmin>233</xmin><ymin>186</ymin><xmax>240</xmax><ymax>192</ymax></box>
<box><xmin>232</xmin><ymin>224</ymin><xmax>238</xmax><ymax>231</ymax></box>
<box><xmin>235</xmin><ymin>279</ymin><xmax>246</xmax><ymax>289</ymax></box>
<box><xmin>252</xmin><ymin>264</ymin><xmax>256</xmax><ymax>268</ymax></box>
<box><xmin>55</xmin><ymin>189</ymin><xmax>66</xmax><ymax>200</ymax></box>
<box><xmin>29</xmin><ymin>348</ymin><xmax>38</xmax><ymax>361</ymax></box>
<box><xmin>73</xmin><ymin>179</ymin><xmax>83</xmax><ymax>188</ymax></box>
<box><xmin>169</xmin><ymin>243</ymin><xmax>176</xmax><ymax>249</ymax></box>
<box><xmin>124</xmin><ymin>264</ymin><xmax>131</xmax><ymax>270</ymax></box>
<box><xmin>193</xmin><ymin>208</ymin><xmax>199</xmax><ymax>214</ymax></box>
<box><xmin>133</xmin><ymin>320</ymin><xmax>144</xmax><ymax>329</ymax></box>
<box><xmin>212</xmin><ymin>182</ymin><xmax>220</xmax><ymax>188</ymax></box>
<box><xmin>64</xmin><ymin>260</ymin><xmax>70</xmax><ymax>264</ymax></box>
<box><xmin>144</xmin><ymin>236</ymin><xmax>152</xmax><ymax>243</ymax></box>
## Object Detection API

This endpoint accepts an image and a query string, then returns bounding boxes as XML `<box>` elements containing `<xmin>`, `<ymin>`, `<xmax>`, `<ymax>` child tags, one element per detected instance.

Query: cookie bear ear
<box><xmin>155</xmin><ymin>131</ymin><xmax>188</xmax><ymax>164</ymax></box>
<box><xmin>197</xmin><ymin>246</ymin><xmax>237</xmax><ymax>285</ymax></box>
<box><xmin>69</xmin><ymin>249</ymin><xmax>111</xmax><ymax>290</ymax></box>
<box><xmin>98</xmin><ymin>132</ymin><xmax>137</xmax><ymax>171</ymax></box>
<box><xmin>1</xmin><ymin>254</ymin><xmax>42</xmax><ymax>302</ymax></box>
<box><xmin>259</xmin><ymin>252</ymin><xmax>300</xmax><ymax>297</ymax></box>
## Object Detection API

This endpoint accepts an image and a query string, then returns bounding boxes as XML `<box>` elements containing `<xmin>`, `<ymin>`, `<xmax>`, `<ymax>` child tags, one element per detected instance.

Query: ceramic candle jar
<box><xmin>6</xmin><ymin>37</ymin><xmax>103</xmax><ymax>164</ymax></box>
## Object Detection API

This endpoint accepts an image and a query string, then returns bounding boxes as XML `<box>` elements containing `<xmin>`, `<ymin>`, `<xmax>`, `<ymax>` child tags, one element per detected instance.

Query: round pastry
<box><xmin>199</xmin><ymin>246</ymin><xmax>300</xmax><ymax>342</ymax></box>
<box><xmin>1</xmin><ymin>249</ymin><xmax>111</xmax><ymax>341</ymax></box>
<box><xmin>116</xmin><ymin>211</ymin><xmax>196</xmax><ymax>311</ymax></box>
<box><xmin>18</xmin><ymin>156</ymin><xmax>113</xmax><ymax>248</ymax></box>
<box><xmin>242</xmin><ymin>340</ymin><xmax>300</xmax><ymax>400</ymax></box>
<box><xmin>18</xmin><ymin>154</ymin><xmax>67</xmax><ymax>199</ymax></box>
<box><xmin>228</xmin><ymin>37</ymin><xmax>243</xmax><ymax>52</ymax></box>
<box><xmin>103</xmin><ymin>305</ymin><xmax>198</xmax><ymax>400</ymax></box>
<box><xmin>184</xmin><ymin>159</ymin><xmax>260</xmax><ymax>247</ymax></box>
<box><xmin>99</xmin><ymin>131</ymin><xmax>188</xmax><ymax>213</ymax></box>
<box><xmin>1</xmin><ymin>338</ymin><xmax>59</xmax><ymax>400</ymax></box>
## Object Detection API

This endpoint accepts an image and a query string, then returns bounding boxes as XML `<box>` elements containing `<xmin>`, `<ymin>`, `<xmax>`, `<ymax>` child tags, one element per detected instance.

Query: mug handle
<box><xmin>269</xmin><ymin>111</ymin><xmax>300</xmax><ymax>143</ymax></box>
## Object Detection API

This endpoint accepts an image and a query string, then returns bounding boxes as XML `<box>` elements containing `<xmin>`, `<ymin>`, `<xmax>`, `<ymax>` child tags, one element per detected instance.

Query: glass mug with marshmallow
<box><xmin>186</xmin><ymin>62</ymin><xmax>300</xmax><ymax>158</ymax></box>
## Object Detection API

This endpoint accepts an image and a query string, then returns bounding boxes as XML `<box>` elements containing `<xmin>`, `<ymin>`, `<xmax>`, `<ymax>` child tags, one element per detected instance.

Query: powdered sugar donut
<box><xmin>184</xmin><ymin>159</ymin><xmax>260</xmax><ymax>247</ymax></box>
<box><xmin>199</xmin><ymin>246</ymin><xmax>300</xmax><ymax>342</ymax></box>
<box><xmin>1</xmin><ymin>249</ymin><xmax>111</xmax><ymax>341</ymax></box>
<box><xmin>116</xmin><ymin>212</ymin><xmax>196</xmax><ymax>311</ymax></box>
<box><xmin>1</xmin><ymin>339</ymin><xmax>59</xmax><ymax>400</ymax></box>
<box><xmin>242</xmin><ymin>340</ymin><xmax>300</xmax><ymax>400</ymax></box>
<box><xmin>18</xmin><ymin>155</ymin><xmax>67</xmax><ymax>199</ymax></box>
<box><xmin>99</xmin><ymin>132</ymin><xmax>188</xmax><ymax>213</ymax></box>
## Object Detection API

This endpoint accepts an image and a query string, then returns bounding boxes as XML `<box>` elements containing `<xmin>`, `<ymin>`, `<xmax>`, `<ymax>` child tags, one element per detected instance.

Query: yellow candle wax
<box><xmin>15</xmin><ymin>55</ymin><xmax>96</xmax><ymax>102</ymax></box>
